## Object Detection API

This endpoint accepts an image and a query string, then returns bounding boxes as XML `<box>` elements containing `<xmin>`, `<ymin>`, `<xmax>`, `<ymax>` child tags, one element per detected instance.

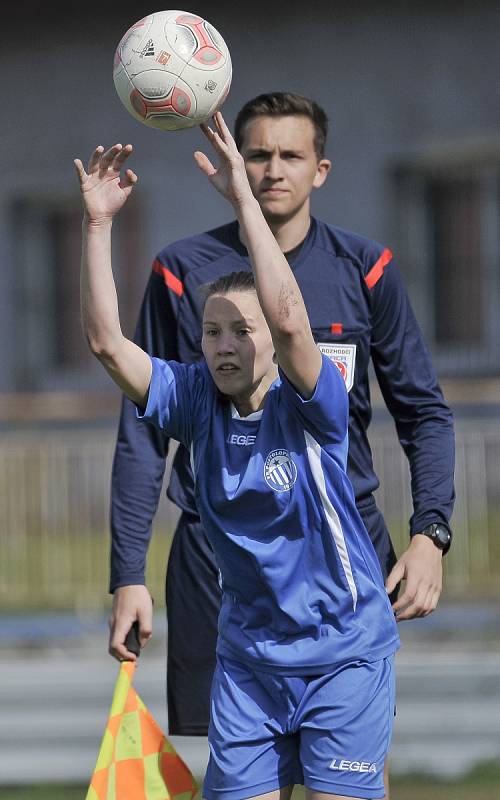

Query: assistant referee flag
<box><xmin>86</xmin><ymin>659</ymin><xmax>198</xmax><ymax>800</ymax></box>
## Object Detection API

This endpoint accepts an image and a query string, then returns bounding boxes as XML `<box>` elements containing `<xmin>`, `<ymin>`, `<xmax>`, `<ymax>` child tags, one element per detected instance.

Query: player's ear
<box><xmin>313</xmin><ymin>158</ymin><xmax>332</xmax><ymax>188</ymax></box>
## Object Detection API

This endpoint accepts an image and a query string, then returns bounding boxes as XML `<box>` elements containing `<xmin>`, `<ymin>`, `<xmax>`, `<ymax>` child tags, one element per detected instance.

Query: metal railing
<box><xmin>1</xmin><ymin>421</ymin><xmax>499</xmax><ymax>611</ymax></box>
<box><xmin>370</xmin><ymin>420</ymin><xmax>500</xmax><ymax>596</ymax></box>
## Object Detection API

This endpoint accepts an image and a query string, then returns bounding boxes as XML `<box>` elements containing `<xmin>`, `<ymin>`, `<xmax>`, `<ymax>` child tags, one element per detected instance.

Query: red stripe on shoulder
<box><xmin>364</xmin><ymin>248</ymin><xmax>393</xmax><ymax>290</ymax></box>
<box><xmin>152</xmin><ymin>259</ymin><xmax>184</xmax><ymax>297</ymax></box>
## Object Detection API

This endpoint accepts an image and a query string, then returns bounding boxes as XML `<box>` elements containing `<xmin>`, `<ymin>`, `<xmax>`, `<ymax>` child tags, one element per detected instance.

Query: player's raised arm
<box><xmin>195</xmin><ymin>113</ymin><xmax>322</xmax><ymax>399</ymax></box>
<box><xmin>74</xmin><ymin>144</ymin><xmax>152</xmax><ymax>406</ymax></box>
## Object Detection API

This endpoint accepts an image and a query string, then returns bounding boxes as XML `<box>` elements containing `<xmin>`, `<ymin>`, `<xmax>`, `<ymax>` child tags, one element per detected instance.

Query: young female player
<box><xmin>75</xmin><ymin>112</ymin><xmax>399</xmax><ymax>800</ymax></box>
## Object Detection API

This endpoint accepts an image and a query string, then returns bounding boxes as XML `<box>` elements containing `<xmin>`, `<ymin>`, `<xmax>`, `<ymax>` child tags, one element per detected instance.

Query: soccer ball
<box><xmin>113</xmin><ymin>9</ymin><xmax>232</xmax><ymax>131</ymax></box>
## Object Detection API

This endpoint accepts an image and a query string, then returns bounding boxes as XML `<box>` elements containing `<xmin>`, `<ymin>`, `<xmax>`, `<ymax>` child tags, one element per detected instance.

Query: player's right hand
<box><xmin>194</xmin><ymin>112</ymin><xmax>254</xmax><ymax>209</ymax></box>
<box><xmin>74</xmin><ymin>143</ymin><xmax>138</xmax><ymax>224</ymax></box>
<box><xmin>108</xmin><ymin>584</ymin><xmax>153</xmax><ymax>662</ymax></box>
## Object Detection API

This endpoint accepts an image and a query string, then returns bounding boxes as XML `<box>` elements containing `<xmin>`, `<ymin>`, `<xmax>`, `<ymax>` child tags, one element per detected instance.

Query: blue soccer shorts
<box><xmin>203</xmin><ymin>654</ymin><xmax>396</xmax><ymax>800</ymax></box>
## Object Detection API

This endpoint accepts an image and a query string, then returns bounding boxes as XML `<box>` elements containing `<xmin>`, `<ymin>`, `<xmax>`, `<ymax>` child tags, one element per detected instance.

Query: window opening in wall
<box><xmin>10</xmin><ymin>195</ymin><xmax>144</xmax><ymax>391</ymax></box>
<box><xmin>393</xmin><ymin>149</ymin><xmax>500</xmax><ymax>376</ymax></box>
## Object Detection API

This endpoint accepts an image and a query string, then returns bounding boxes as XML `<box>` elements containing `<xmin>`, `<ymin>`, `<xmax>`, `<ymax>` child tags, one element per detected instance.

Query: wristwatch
<box><xmin>418</xmin><ymin>523</ymin><xmax>453</xmax><ymax>555</ymax></box>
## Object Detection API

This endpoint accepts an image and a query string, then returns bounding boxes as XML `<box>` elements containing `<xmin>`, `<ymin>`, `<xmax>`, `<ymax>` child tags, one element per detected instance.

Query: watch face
<box><xmin>432</xmin><ymin>524</ymin><xmax>451</xmax><ymax>549</ymax></box>
<box><xmin>420</xmin><ymin>524</ymin><xmax>452</xmax><ymax>552</ymax></box>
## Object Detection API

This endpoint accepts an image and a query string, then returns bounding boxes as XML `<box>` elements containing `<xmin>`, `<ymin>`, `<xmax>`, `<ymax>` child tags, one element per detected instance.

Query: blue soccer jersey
<box><xmin>139</xmin><ymin>353</ymin><xmax>400</xmax><ymax>674</ymax></box>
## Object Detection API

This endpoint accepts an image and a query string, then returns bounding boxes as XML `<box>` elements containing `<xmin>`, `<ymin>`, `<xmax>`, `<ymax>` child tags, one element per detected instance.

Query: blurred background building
<box><xmin>0</xmin><ymin>0</ymin><xmax>499</xmax><ymax>786</ymax></box>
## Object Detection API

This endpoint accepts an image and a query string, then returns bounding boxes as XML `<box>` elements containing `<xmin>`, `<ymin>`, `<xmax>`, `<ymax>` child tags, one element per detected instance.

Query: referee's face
<box><xmin>240</xmin><ymin>115</ymin><xmax>331</xmax><ymax>229</ymax></box>
<box><xmin>202</xmin><ymin>290</ymin><xmax>278</xmax><ymax>414</ymax></box>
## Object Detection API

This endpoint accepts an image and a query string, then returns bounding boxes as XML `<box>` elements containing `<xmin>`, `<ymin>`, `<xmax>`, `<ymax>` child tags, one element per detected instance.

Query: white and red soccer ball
<box><xmin>113</xmin><ymin>10</ymin><xmax>232</xmax><ymax>131</ymax></box>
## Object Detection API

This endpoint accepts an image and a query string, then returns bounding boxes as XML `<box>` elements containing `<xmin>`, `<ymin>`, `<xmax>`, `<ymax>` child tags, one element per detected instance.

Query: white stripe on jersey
<box><xmin>304</xmin><ymin>430</ymin><xmax>358</xmax><ymax>612</ymax></box>
<box><xmin>274</xmin><ymin>464</ymin><xmax>292</xmax><ymax>485</ymax></box>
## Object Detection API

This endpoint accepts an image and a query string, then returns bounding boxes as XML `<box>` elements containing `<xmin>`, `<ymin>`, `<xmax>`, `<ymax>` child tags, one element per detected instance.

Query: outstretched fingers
<box><xmin>87</xmin><ymin>145</ymin><xmax>105</xmax><ymax>174</ymax></box>
<box><xmin>197</xmin><ymin>113</ymin><xmax>250</xmax><ymax>205</ymax></box>
<box><xmin>97</xmin><ymin>143</ymin><xmax>122</xmax><ymax>173</ymax></box>
<box><xmin>193</xmin><ymin>149</ymin><xmax>216</xmax><ymax>177</ymax></box>
<box><xmin>212</xmin><ymin>111</ymin><xmax>233</xmax><ymax>145</ymax></box>
<box><xmin>113</xmin><ymin>143</ymin><xmax>134</xmax><ymax>167</ymax></box>
<box><xmin>73</xmin><ymin>158</ymin><xmax>87</xmax><ymax>186</ymax></box>
<box><xmin>75</xmin><ymin>143</ymin><xmax>135</xmax><ymax>183</ymax></box>
<box><xmin>200</xmin><ymin>119</ymin><xmax>233</xmax><ymax>160</ymax></box>
<box><xmin>119</xmin><ymin>168</ymin><xmax>139</xmax><ymax>191</ymax></box>
<box><xmin>213</xmin><ymin>112</ymin><xmax>241</xmax><ymax>160</ymax></box>
<box><xmin>99</xmin><ymin>143</ymin><xmax>134</xmax><ymax>176</ymax></box>
<box><xmin>81</xmin><ymin>143</ymin><xmax>133</xmax><ymax>177</ymax></box>
<box><xmin>74</xmin><ymin>141</ymin><xmax>138</xmax><ymax>224</ymax></box>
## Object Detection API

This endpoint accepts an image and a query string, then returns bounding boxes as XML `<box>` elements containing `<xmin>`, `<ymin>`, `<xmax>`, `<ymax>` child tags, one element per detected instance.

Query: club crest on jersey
<box><xmin>317</xmin><ymin>343</ymin><xmax>357</xmax><ymax>392</ymax></box>
<box><xmin>264</xmin><ymin>449</ymin><xmax>297</xmax><ymax>492</ymax></box>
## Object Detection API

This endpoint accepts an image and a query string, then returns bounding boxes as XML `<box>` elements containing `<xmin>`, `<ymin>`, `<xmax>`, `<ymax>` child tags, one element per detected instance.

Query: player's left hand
<box><xmin>194</xmin><ymin>111</ymin><xmax>254</xmax><ymax>208</ymax></box>
<box><xmin>385</xmin><ymin>534</ymin><xmax>443</xmax><ymax>621</ymax></box>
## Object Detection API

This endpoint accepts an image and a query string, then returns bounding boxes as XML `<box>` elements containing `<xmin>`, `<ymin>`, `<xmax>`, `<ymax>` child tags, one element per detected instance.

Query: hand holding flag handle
<box><xmin>86</xmin><ymin>619</ymin><xmax>198</xmax><ymax>800</ymax></box>
<box><xmin>109</xmin><ymin>584</ymin><xmax>153</xmax><ymax>662</ymax></box>
<box><xmin>124</xmin><ymin>620</ymin><xmax>141</xmax><ymax>658</ymax></box>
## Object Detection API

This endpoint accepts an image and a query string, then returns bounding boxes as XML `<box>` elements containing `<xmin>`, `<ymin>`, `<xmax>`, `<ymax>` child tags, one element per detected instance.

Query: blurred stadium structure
<box><xmin>1</xmin><ymin>1</ymin><xmax>500</xmax><ymax>610</ymax></box>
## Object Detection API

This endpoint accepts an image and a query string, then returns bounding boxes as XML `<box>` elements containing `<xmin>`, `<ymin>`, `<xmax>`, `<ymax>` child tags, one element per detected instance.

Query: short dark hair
<box><xmin>234</xmin><ymin>92</ymin><xmax>329</xmax><ymax>159</ymax></box>
<box><xmin>200</xmin><ymin>270</ymin><xmax>256</xmax><ymax>307</ymax></box>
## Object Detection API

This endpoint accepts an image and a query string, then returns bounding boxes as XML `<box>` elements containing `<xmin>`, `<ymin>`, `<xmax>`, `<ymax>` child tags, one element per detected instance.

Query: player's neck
<box><xmin>231</xmin><ymin>367</ymin><xmax>278</xmax><ymax>417</ymax></box>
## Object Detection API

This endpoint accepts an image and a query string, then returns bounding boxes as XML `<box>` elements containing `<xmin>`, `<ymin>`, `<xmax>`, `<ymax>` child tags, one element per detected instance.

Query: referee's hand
<box><xmin>109</xmin><ymin>584</ymin><xmax>153</xmax><ymax>661</ymax></box>
<box><xmin>386</xmin><ymin>534</ymin><xmax>443</xmax><ymax>621</ymax></box>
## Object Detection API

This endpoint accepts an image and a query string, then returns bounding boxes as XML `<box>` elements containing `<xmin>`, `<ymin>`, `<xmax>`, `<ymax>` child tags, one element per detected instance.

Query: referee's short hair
<box><xmin>234</xmin><ymin>92</ymin><xmax>329</xmax><ymax>159</ymax></box>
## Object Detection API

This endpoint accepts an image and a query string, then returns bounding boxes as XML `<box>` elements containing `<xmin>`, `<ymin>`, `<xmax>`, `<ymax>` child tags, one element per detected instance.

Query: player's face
<box><xmin>202</xmin><ymin>290</ymin><xmax>278</xmax><ymax>412</ymax></box>
<box><xmin>239</xmin><ymin>115</ymin><xmax>331</xmax><ymax>226</ymax></box>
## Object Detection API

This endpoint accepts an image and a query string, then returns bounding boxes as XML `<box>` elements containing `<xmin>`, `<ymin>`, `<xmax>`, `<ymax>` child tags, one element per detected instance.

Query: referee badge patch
<box><xmin>264</xmin><ymin>449</ymin><xmax>297</xmax><ymax>492</ymax></box>
<box><xmin>317</xmin><ymin>342</ymin><xmax>357</xmax><ymax>392</ymax></box>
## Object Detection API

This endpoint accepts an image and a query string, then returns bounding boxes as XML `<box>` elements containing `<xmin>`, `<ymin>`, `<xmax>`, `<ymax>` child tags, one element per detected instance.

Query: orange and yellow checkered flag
<box><xmin>86</xmin><ymin>659</ymin><xmax>198</xmax><ymax>800</ymax></box>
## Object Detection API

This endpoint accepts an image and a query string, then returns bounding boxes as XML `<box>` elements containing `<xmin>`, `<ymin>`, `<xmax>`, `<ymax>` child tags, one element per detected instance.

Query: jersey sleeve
<box><xmin>279</xmin><ymin>353</ymin><xmax>349</xmax><ymax>445</ymax></box>
<box><xmin>137</xmin><ymin>357</ymin><xmax>200</xmax><ymax>445</ymax></box>
<box><xmin>109</xmin><ymin>258</ymin><xmax>183</xmax><ymax>593</ymax></box>
<box><xmin>367</xmin><ymin>256</ymin><xmax>455</xmax><ymax>534</ymax></box>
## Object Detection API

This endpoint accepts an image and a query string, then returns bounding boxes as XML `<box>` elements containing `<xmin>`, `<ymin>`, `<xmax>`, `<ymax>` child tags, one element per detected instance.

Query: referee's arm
<box><xmin>110</xmin><ymin>267</ymin><xmax>180</xmax><ymax>593</ymax></box>
<box><xmin>368</xmin><ymin>256</ymin><xmax>455</xmax><ymax>620</ymax></box>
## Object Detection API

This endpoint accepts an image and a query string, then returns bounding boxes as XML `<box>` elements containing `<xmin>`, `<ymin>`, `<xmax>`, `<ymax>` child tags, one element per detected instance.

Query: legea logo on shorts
<box><xmin>264</xmin><ymin>449</ymin><xmax>297</xmax><ymax>492</ymax></box>
<box><xmin>329</xmin><ymin>758</ymin><xmax>377</xmax><ymax>773</ymax></box>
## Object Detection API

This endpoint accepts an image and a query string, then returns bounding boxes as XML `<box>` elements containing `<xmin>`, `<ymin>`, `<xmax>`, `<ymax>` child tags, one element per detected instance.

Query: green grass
<box><xmin>3</xmin><ymin>762</ymin><xmax>500</xmax><ymax>800</ymax></box>
<box><xmin>392</xmin><ymin>758</ymin><xmax>500</xmax><ymax>799</ymax></box>
<box><xmin>0</xmin><ymin>788</ymin><xmax>85</xmax><ymax>800</ymax></box>
<box><xmin>0</xmin><ymin>526</ymin><xmax>175</xmax><ymax>612</ymax></box>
